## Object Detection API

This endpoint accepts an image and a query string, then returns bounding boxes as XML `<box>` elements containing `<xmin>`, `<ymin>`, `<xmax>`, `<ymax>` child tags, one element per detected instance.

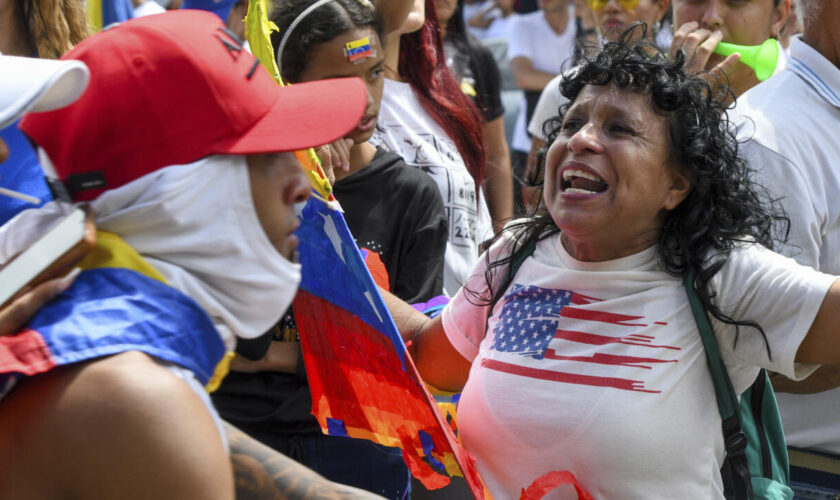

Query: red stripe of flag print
<box><xmin>487</xmin><ymin>285</ymin><xmax>680</xmax><ymax>393</ymax></box>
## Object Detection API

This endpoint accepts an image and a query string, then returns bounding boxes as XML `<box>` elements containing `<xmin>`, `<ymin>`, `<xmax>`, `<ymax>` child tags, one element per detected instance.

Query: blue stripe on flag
<box><xmin>294</xmin><ymin>198</ymin><xmax>407</xmax><ymax>366</ymax></box>
<box><xmin>29</xmin><ymin>268</ymin><xmax>225</xmax><ymax>384</ymax></box>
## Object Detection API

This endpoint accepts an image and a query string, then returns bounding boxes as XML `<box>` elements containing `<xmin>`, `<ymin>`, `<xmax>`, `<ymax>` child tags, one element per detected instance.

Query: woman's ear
<box><xmin>664</xmin><ymin>167</ymin><xmax>692</xmax><ymax>210</ymax></box>
<box><xmin>770</xmin><ymin>0</ymin><xmax>791</xmax><ymax>38</ymax></box>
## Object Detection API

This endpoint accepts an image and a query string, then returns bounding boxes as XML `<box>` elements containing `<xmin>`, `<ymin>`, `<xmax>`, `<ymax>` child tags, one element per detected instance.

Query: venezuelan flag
<box><xmin>292</xmin><ymin>197</ymin><xmax>486</xmax><ymax>496</ymax></box>
<box><xmin>0</xmin><ymin>232</ymin><xmax>226</xmax><ymax>396</ymax></box>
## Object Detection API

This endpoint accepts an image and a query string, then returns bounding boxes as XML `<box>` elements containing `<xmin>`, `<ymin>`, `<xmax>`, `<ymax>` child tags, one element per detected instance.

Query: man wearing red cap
<box><xmin>0</xmin><ymin>11</ymin><xmax>382</xmax><ymax>499</ymax></box>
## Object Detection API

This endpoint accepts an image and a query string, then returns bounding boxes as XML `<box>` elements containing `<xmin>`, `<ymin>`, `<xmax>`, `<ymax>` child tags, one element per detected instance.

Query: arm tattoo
<box><xmin>224</xmin><ymin>422</ymin><xmax>385</xmax><ymax>500</ymax></box>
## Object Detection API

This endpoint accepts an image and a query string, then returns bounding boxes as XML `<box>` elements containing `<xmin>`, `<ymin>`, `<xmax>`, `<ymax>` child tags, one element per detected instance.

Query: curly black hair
<box><xmin>270</xmin><ymin>0</ymin><xmax>382</xmax><ymax>83</ymax></box>
<box><xmin>475</xmin><ymin>25</ymin><xmax>789</xmax><ymax>355</ymax></box>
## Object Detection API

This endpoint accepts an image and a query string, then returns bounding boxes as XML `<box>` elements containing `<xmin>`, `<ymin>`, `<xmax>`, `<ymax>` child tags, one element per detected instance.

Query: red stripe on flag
<box><xmin>568</xmin><ymin>292</ymin><xmax>601</xmax><ymax>305</ymax></box>
<box><xmin>554</xmin><ymin>329</ymin><xmax>681</xmax><ymax>350</ymax></box>
<box><xmin>482</xmin><ymin>358</ymin><xmax>661</xmax><ymax>393</ymax></box>
<box><xmin>543</xmin><ymin>350</ymin><xmax>678</xmax><ymax>369</ymax></box>
<box><xmin>0</xmin><ymin>328</ymin><xmax>59</xmax><ymax>375</ymax></box>
<box><xmin>559</xmin><ymin>307</ymin><xmax>648</xmax><ymax>327</ymax></box>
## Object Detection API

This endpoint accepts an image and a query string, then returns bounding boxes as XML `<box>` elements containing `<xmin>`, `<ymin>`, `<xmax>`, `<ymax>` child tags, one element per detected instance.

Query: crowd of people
<box><xmin>1</xmin><ymin>0</ymin><xmax>839</xmax><ymax>499</ymax></box>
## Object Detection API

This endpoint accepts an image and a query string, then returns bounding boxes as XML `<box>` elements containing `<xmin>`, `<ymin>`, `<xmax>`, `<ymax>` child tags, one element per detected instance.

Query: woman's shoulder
<box><xmin>707</xmin><ymin>240</ymin><xmax>826</xmax><ymax>293</ymax></box>
<box><xmin>707</xmin><ymin>240</ymin><xmax>772</xmax><ymax>268</ymax></box>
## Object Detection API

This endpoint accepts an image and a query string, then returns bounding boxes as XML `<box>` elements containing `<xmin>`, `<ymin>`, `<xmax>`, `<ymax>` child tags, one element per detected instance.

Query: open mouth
<box><xmin>561</xmin><ymin>169</ymin><xmax>608</xmax><ymax>194</ymax></box>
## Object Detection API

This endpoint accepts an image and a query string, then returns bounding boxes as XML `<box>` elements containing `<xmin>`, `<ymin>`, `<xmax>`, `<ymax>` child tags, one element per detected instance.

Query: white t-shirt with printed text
<box><xmin>441</xmin><ymin>228</ymin><xmax>833</xmax><ymax>499</ymax></box>
<box><xmin>371</xmin><ymin>79</ymin><xmax>491</xmax><ymax>296</ymax></box>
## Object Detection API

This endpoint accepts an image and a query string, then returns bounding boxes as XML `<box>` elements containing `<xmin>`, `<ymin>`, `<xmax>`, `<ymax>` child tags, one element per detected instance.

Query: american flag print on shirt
<box><xmin>484</xmin><ymin>285</ymin><xmax>680</xmax><ymax>393</ymax></box>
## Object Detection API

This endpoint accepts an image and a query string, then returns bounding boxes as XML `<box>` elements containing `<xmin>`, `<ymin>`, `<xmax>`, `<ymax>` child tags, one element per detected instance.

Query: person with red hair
<box><xmin>373</xmin><ymin>0</ymin><xmax>491</xmax><ymax>296</ymax></box>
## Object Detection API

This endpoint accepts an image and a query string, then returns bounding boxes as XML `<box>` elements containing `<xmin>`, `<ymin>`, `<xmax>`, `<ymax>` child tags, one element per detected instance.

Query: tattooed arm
<box><xmin>225</xmin><ymin>422</ymin><xmax>387</xmax><ymax>500</ymax></box>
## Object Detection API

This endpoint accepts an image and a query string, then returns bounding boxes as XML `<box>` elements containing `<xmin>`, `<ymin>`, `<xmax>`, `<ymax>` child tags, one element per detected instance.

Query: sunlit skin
<box><xmin>298</xmin><ymin>28</ymin><xmax>385</xmax><ymax>147</ymax></box>
<box><xmin>593</xmin><ymin>0</ymin><xmax>669</xmax><ymax>40</ymax></box>
<box><xmin>543</xmin><ymin>84</ymin><xmax>691</xmax><ymax>262</ymax></box>
<box><xmin>247</xmin><ymin>152</ymin><xmax>310</xmax><ymax>261</ymax></box>
<box><xmin>671</xmin><ymin>0</ymin><xmax>789</xmax><ymax>95</ymax></box>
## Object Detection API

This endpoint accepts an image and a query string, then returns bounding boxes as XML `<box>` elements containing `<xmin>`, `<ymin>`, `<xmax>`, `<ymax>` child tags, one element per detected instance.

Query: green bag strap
<box><xmin>684</xmin><ymin>270</ymin><xmax>741</xmax><ymax>421</ymax></box>
<box><xmin>684</xmin><ymin>270</ymin><xmax>753</xmax><ymax>499</ymax></box>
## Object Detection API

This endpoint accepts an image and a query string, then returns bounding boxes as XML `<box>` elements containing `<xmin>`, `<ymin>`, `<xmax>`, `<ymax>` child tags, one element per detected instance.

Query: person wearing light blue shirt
<box><xmin>732</xmin><ymin>1</ymin><xmax>840</xmax><ymax>496</ymax></box>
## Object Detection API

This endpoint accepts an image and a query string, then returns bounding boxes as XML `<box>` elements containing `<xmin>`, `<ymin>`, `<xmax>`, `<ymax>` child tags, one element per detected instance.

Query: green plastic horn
<box><xmin>713</xmin><ymin>38</ymin><xmax>780</xmax><ymax>82</ymax></box>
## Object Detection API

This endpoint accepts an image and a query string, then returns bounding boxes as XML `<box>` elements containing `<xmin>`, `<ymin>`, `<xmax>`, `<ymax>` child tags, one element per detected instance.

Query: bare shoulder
<box><xmin>0</xmin><ymin>351</ymin><xmax>233</xmax><ymax>500</ymax></box>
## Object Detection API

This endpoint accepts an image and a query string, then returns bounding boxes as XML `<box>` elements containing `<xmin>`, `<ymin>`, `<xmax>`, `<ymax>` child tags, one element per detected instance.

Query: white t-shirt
<box><xmin>507</xmin><ymin>10</ymin><xmax>577</xmax><ymax>153</ymax></box>
<box><xmin>441</xmin><ymin>228</ymin><xmax>833</xmax><ymax>499</ymax></box>
<box><xmin>527</xmin><ymin>72</ymin><xmax>567</xmax><ymax>143</ymax></box>
<box><xmin>371</xmin><ymin>79</ymin><xmax>490</xmax><ymax>296</ymax></box>
<box><xmin>732</xmin><ymin>35</ymin><xmax>840</xmax><ymax>455</ymax></box>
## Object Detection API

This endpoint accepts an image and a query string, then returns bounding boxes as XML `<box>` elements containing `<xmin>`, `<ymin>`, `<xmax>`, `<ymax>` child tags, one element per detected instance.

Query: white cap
<box><xmin>0</xmin><ymin>54</ymin><xmax>90</xmax><ymax>130</ymax></box>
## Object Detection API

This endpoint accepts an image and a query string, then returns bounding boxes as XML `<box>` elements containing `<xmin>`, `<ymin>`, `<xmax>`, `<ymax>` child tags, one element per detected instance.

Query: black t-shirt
<box><xmin>444</xmin><ymin>38</ymin><xmax>505</xmax><ymax>123</ymax></box>
<box><xmin>334</xmin><ymin>147</ymin><xmax>447</xmax><ymax>303</ymax></box>
<box><xmin>212</xmin><ymin>147</ymin><xmax>448</xmax><ymax>431</ymax></box>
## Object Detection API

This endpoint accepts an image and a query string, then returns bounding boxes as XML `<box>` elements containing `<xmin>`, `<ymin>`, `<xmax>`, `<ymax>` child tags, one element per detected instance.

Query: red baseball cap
<box><xmin>20</xmin><ymin>10</ymin><xmax>367</xmax><ymax>202</ymax></box>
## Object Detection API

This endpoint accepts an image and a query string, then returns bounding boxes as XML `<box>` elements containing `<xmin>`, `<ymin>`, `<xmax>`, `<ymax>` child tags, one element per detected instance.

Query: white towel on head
<box><xmin>0</xmin><ymin>154</ymin><xmax>301</xmax><ymax>350</ymax></box>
